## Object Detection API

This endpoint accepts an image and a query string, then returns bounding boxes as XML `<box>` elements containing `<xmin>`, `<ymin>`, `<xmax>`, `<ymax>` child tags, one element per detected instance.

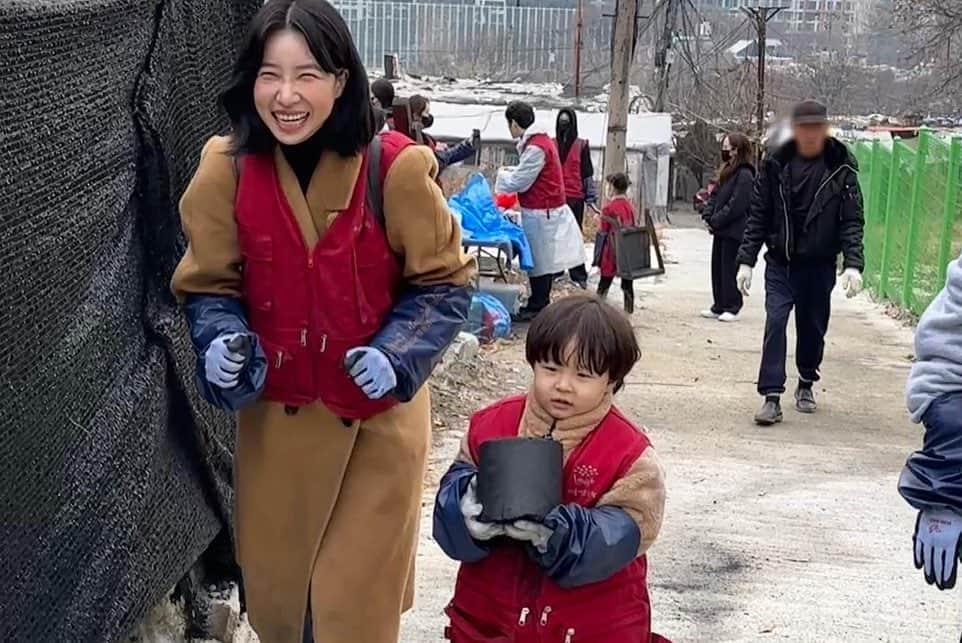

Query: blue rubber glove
<box><xmin>345</xmin><ymin>346</ymin><xmax>397</xmax><ymax>400</ymax></box>
<box><xmin>204</xmin><ymin>332</ymin><xmax>251</xmax><ymax>390</ymax></box>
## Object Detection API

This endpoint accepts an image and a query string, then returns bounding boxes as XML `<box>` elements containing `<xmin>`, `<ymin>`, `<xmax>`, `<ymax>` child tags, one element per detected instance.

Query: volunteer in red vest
<box><xmin>433</xmin><ymin>294</ymin><xmax>668</xmax><ymax>642</ymax></box>
<box><xmin>170</xmin><ymin>1</ymin><xmax>475</xmax><ymax>641</ymax></box>
<box><xmin>496</xmin><ymin>101</ymin><xmax>587</xmax><ymax>322</ymax></box>
<box><xmin>555</xmin><ymin>107</ymin><xmax>596</xmax><ymax>288</ymax></box>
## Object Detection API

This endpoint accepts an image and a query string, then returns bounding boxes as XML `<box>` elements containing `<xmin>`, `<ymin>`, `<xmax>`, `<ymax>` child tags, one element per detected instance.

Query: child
<box><xmin>899</xmin><ymin>250</ymin><xmax>962</xmax><ymax>591</ymax></box>
<box><xmin>433</xmin><ymin>293</ymin><xmax>668</xmax><ymax>642</ymax></box>
<box><xmin>595</xmin><ymin>173</ymin><xmax>637</xmax><ymax>314</ymax></box>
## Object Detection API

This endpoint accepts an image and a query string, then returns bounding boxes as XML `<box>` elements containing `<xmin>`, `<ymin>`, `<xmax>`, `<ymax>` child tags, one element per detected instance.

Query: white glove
<box><xmin>840</xmin><ymin>268</ymin><xmax>862</xmax><ymax>298</ymax></box>
<box><xmin>459</xmin><ymin>477</ymin><xmax>505</xmax><ymax>541</ymax></box>
<box><xmin>204</xmin><ymin>333</ymin><xmax>250</xmax><ymax>390</ymax></box>
<box><xmin>505</xmin><ymin>519</ymin><xmax>554</xmax><ymax>553</ymax></box>
<box><xmin>344</xmin><ymin>347</ymin><xmax>397</xmax><ymax>400</ymax></box>
<box><xmin>736</xmin><ymin>265</ymin><xmax>753</xmax><ymax>296</ymax></box>
<box><xmin>914</xmin><ymin>508</ymin><xmax>962</xmax><ymax>590</ymax></box>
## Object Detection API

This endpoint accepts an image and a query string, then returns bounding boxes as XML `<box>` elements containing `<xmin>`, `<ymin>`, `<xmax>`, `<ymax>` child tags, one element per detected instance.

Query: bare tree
<box><xmin>894</xmin><ymin>0</ymin><xmax>962</xmax><ymax>89</ymax></box>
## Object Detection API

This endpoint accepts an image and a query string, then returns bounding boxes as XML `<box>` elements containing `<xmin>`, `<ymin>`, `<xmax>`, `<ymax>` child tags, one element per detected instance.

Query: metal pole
<box><xmin>937</xmin><ymin>136</ymin><xmax>962</xmax><ymax>287</ymax></box>
<box><xmin>756</xmin><ymin>13</ymin><xmax>766</xmax><ymax>142</ymax></box>
<box><xmin>902</xmin><ymin>129</ymin><xmax>931</xmax><ymax>311</ymax></box>
<box><xmin>575</xmin><ymin>0</ymin><xmax>584</xmax><ymax>98</ymax></box>
<box><xmin>879</xmin><ymin>141</ymin><xmax>902</xmax><ymax>300</ymax></box>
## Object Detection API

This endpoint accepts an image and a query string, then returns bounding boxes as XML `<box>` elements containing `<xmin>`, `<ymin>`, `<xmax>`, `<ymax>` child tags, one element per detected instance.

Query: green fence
<box><xmin>851</xmin><ymin>130</ymin><xmax>962</xmax><ymax>316</ymax></box>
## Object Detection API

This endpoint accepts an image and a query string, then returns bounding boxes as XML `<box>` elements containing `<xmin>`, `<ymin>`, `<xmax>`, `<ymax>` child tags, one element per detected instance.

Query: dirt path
<box><xmin>401</xmin><ymin>219</ymin><xmax>959</xmax><ymax>642</ymax></box>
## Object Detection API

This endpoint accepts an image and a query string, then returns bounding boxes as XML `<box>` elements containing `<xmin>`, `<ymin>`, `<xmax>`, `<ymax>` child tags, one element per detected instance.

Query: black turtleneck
<box><xmin>281</xmin><ymin>133</ymin><xmax>325</xmax><ymax>193</ymax></box>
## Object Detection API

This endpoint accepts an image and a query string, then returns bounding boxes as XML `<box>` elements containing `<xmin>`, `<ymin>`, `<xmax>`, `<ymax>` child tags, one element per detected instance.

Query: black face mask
<box><xmin>421</xmin><ymin>114</ymin><xmax>434</xmax><ymax>129</ymax></box>
<box><xmin>721</xmin><ymin>150</ymin><xmax>732</xmax><ymax>163</ymax></box>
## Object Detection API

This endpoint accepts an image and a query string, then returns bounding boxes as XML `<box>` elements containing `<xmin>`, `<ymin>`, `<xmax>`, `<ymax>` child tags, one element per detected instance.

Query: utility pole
<box><xmin>604</xmin><ymin>0</ymin><xmax>639</xmax><ymax>181</ymax></box>
<box><xmin>653</xmin><ymin>0</ymin><xmax>679</xmax><ymax>112</ymax></box>
<box><xmin>741</xmin><ymin>6</ymin><xmax>785</xmax><ymax>143</ymax></box>
<box><xmin>574</xmin><ymin>0</ymin><xmax>584</xmax><ymax>98</ymax></box>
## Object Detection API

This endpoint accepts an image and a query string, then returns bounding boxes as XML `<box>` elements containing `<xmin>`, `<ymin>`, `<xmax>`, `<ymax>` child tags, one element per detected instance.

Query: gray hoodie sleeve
<box><xmin>905</xmin><ymin>252</ymin><xmax>962</xmax><ymax>422</ymax></box>
<box><xmin>899</xmin><ymin>253</ymin><xmax>962</xmax><ymax>512</ymax></box>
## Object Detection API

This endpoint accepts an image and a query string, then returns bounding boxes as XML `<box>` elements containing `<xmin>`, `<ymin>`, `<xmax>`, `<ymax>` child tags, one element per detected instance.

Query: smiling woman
<box><xmin>219</xmin><ymin>0</ymin><xmax>375</xmax><ymax>156</ymax></box>
<box><xmin>170</xmin><ymin>1</ymin><xmax>475</xmax><ymax>642</ymax></box>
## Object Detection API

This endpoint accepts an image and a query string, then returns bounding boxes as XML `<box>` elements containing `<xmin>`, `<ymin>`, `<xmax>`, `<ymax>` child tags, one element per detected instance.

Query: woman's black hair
<box><xmin>219</xmin><ymin>0</ymin><xmax>376</xmax><ymax>157</ymax></box>
<box><xmin>555</xmin><ymin>107</ymin><xmax>579</xmax><ymax>162</ymax></box>
<box><xmin>505</xmin><ymin>101</ymin><xmax>536</xmax><ymax>130</ymax></box>
<box><xmin>606</xmin><ymin>172</ymin><xmax>630</xmax><ymax>194</ymax></box>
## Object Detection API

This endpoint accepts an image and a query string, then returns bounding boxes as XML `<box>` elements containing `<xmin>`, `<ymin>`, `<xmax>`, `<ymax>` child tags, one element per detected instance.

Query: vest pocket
<box><xmin>444</xmin><ymin>602</ymin><xmax>512</xmax><ymax>642</ymax></box>
<box><xmin>258</xmin><ymin>328</ymin><xmax>316</xmax><ymax>402</ymax></box>
<box><xmin>238</xmin><ymin>233</ymin><xmax>273</xmax><ymax>313</ymax></box>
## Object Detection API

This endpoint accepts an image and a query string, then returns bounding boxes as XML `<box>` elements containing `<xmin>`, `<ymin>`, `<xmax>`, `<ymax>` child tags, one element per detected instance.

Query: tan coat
<box><xmin>171</xmin><ymin>136</ymin><xmax>475</xmax><ymax>643</ymax></box>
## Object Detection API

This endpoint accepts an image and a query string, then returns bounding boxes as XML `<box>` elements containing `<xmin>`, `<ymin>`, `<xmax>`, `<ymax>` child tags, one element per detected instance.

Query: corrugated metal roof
<box><xmin>426</xmin><ymin>101</ymin><xmax>673</xmax><ymax>152</ymax></box>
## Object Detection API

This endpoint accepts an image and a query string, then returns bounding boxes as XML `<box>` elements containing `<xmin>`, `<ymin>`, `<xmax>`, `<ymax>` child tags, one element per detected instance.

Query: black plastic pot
<box><xmin>477</xmin><ymin>437</ymin><xmax>563</xmax><ymax>523</ymax></box>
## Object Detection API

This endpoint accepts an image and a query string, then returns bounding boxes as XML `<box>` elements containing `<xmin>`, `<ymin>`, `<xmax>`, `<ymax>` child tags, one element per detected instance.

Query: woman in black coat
<box><xmin>701</xmin><ymin>132</ymin><xmax>755</xmax><ymax>322</ymax></box>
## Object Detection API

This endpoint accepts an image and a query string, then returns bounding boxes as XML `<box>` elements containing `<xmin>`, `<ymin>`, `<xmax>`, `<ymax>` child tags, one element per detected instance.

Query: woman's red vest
<box><xmin>233</xmin><ymin>132</ymin><xmax>411</xmax><ymax>419</ymax></box>
<box><xmin>445</xmin><ymin>395</ymin><xmax>665</xmax><ymax>643</ymax></box>
<box><xmin>559</xmin><ymin>138</ymin><xmax>586</xmax><ymax>200</ymax></box>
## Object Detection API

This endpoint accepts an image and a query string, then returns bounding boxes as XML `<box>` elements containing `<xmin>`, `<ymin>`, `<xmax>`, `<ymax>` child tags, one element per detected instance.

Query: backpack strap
<box><xmin>365</xmin><ymin>134</ymin><xmax>384</xmax><ymax>228</ymax></box>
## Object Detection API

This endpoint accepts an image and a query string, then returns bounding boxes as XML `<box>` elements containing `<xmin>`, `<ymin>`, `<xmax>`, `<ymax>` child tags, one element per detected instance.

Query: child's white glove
<box><xmin>505</xmin><ymin>519</ymin><xmax>554</xmax><ymax>553</ymax></box>
<box><xmin>460</xmin><ymin>477</ymin><xmax>505</xmax><ymax>541</ymax></box>
<box><xmin>914</xmin><ymin>508</ymin><xmax>962</xmax><ymax>590</ymax></box>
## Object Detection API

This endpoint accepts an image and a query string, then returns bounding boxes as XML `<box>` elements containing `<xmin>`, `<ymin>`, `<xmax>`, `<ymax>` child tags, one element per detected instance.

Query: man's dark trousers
<box><xmin>758</xmin><ymin>255</ymin><xmax>837</xmax><ymax>395</ymax></box>
<box><xmin>527</xmin><ymin>273</ymin><xmax>554</xmax><ymax>312</ymax></box>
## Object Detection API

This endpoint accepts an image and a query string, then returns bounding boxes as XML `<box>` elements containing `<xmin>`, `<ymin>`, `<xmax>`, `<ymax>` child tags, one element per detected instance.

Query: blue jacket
<box><xmin>185</xmin><ymin>281</ymin><xmax>471</xmax><ymax>410</ymax></box>
<box><xmin>432</xmin><ymin>460</ymin><xmax>641</xmax><ymax>588</ymax></box>
<box><xmin>899</xmin><ymin>391</ymin><xmax>962</xmax><ymax>513</ymax></box>
<box><xmin>184</xmin><ymin>295</ymin><xmax>267</xmax><ymax>411</ymax></box>
<box><xmin>435</xmin><ymin>139</ymin><xmax>477</xmax><ymax>173</ymax></box>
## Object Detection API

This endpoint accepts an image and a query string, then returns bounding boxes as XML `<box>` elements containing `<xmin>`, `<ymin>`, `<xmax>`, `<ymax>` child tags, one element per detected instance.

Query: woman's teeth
<box><xmin>275</xmin><ymin>112</ymin><xmax>308</xmax><ymax>126</ymax></box>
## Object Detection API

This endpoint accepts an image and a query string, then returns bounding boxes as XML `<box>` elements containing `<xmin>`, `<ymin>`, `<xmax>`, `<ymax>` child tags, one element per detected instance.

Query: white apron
<box><xmin>522</xmin><ymin>203</ymin><xmax>586</xmax><ymax>277</ymax></box>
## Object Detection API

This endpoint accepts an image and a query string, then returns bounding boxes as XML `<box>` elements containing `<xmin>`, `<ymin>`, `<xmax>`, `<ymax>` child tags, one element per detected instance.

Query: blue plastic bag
<box><xmin>449</xmin><ymin>174</ymin><xmax>534</xmax><ymax>272</ymax></box>
<box><xmin>465</xmin><ymin>292</ymin><xmax>512</xmax><ymax>343</ymax></box>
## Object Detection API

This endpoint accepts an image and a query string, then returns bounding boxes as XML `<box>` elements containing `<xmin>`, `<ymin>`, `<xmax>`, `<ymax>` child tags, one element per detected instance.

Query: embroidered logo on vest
<box><xmin>570</xmin><ymin>463</ymin><xmax>600</xmax><ymax>500</ymax></box>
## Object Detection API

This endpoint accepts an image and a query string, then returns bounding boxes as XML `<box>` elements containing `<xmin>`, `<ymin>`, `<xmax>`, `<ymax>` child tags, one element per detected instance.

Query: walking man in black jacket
<box><xmin>735</xmin><ymin>100</ymin><xmax>865</xmax><ymax>425</ymax></box>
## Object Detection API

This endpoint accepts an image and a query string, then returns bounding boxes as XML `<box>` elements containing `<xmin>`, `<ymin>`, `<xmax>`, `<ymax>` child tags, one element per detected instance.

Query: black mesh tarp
<box><xmin>0</xmin><ymin>1</ymin><xmax>260</xmax><ymax>640</ymax></box>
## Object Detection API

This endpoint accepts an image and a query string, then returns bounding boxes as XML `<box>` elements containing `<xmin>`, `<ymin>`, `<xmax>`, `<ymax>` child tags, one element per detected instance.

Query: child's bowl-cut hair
<box><xmin>525</xmin><ymin>293</ymin><xmax>640</xmax><ymax>392</ymax></box>
<box><xmin>220</xmin><ymin>0</ymin><xmax>376</xmax><ymax>157</ymax></box>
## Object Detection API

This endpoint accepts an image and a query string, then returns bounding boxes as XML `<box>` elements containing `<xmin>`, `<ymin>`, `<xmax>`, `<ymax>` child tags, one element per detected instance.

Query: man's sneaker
<box><xmin>718</xmin><ymin>312</ymin><xmax>739</xmax><ymax>323</ymax></box>
<box><xmin>795</xmin><ymin>386</ymin><xmax>817</xmax><ymax>413</ymax></box>
<box><xmin>754</xmin><ymin>398</ymin><xmax>783</xmax><ymax>426</ymax></box>
<box><xmin>700</xmin><ymin>309</ymin><xmax>720</xmax><ymax>319</ymax></box>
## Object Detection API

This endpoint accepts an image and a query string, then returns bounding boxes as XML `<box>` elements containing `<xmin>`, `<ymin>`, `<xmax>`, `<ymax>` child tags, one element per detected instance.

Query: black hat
<box><xmin>792</xmin><ymin>100</ymin><xmax>828</xmax><ymax>125</ymax></box>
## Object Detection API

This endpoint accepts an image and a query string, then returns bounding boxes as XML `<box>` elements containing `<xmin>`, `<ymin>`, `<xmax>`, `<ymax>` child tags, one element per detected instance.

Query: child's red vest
<box><xmin>560</xmin><ymin>138</ymin><xmax>586</xmax><ymax>200</ymax></box>
<box><xmin>234</xmin><ymin>131</ymin><xmax>411</xmax><ymax>418</ymax></box>
<box><xmin>517</xmin><ymin>134</ymin><xmax>567</xmax><ymax>211</ymax></box>
<box><xmin>446</xmin><ymin>395</ymin><xmax>659</xmax><ymax>643</ymax></box>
